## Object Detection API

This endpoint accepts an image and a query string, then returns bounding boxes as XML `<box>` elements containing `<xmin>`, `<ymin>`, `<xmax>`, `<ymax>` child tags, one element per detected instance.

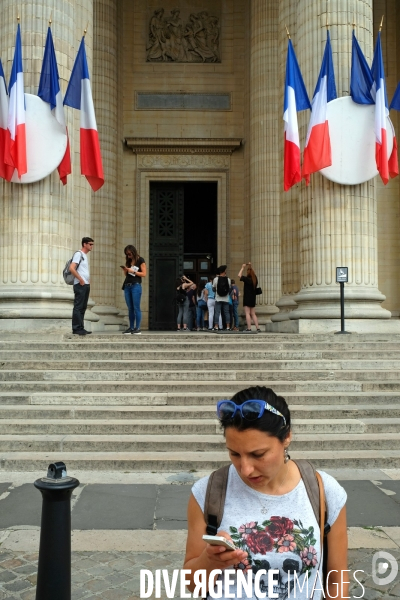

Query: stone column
<box><xmin>289</xmin><ymin>0</ymin><xmax>395</xmax><ymax>333</ymax></box>
<box><xmin>90</xmin><ymin>0</ymin><xmax>122</xmax><ymax>329</ymax></box>
<box><xmin>0</xmin><ymin>0</ymin><xmax>99</xmax><ymax>333</ymax></box>
<box><xmin>249</xmin><ymin>0</ymin><xmax>281</xmax><ymax>323</ymax></box>
<box><xmin>271</xmin><ymin>0</ymin><xmax>301</xmax><ymax>328</ymax></box>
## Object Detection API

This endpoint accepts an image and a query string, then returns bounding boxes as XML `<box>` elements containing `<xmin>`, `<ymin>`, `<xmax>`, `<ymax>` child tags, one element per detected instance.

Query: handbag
<box><xmin>255</xmin><ymin>287</ymin><xmax>262</xmax><ymax>295</ymax></box>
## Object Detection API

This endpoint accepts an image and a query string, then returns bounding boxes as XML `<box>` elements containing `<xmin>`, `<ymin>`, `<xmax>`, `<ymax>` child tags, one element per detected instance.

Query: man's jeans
<box><xmin>124</xmin><ymin>283</ymin><xmax>142</xmax><ymax>330</ymax></box>
<box><xmin>72</xmin><ymin>284</ymin><xmax>90</xmax><ymax>332</ymax></box>
<box><xmin>214</xmin><ymin>301</ymin><xmax>230</xmax><ymax>328</ymax></box>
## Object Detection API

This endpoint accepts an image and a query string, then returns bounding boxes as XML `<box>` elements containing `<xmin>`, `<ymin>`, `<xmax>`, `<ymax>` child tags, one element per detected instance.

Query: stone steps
<box><xmin>2</xmin><ymin>449</ymin><xmax>400</xmax><ymax>471</ymax></box>
<box><xmin>0</xmin><ymin>403</ymin><xmax>398</xmax><ymax>418</ymax></box>
<box><xmin>0</xmin><ymin>417</ymin><xmax>395</xmax><ymax>435</ymax></box>
<box><xmin>1</xmin><ymin>432</ymin><xmax>400</xmax><ymax>451</ymax></box>
<box><xmin>0</xmin><ymin>332</ymin><xmax>399</xmax><ymax>471</ymax></box>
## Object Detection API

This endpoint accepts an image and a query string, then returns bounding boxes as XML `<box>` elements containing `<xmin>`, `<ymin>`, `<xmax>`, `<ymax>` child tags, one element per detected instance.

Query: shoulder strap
<box><xmin>204</xmin><ymin>464</ymin><xmax>230</xmax><ymax>535</ymax></box>
<box><xmin>292</xmin><ymin>459</ymin><xmax>320</xmax><ymax>523</ymax></box>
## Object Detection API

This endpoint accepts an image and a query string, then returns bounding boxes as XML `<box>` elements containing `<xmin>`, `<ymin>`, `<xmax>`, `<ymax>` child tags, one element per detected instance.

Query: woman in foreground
<box><xmin>184</xmin><ymin>386</ymin><xmax>348</xmax><ymax>599</ymax></box>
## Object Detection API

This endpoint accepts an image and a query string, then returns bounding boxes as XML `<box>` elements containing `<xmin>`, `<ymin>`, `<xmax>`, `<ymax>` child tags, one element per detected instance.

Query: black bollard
<box><xmin>34</xmin><ymin>462</ymin><xmax>80</xmax><ymax>600</ymax></box>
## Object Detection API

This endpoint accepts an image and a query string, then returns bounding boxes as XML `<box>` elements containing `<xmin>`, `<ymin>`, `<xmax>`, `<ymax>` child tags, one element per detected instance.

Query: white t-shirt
<box><xmin>192</xmin><ymin>464</ymin><xmax>347</xmax><ymax>600</ymax></box>
<box><xmin>72</xmin><ymin>251</ymin><xmax>90</xmax><ymax>285</ymax></box>
<box><xmin>213</xmin><ymin>276</ymin><xmax>231</xmax><ymax>302</ymax></box>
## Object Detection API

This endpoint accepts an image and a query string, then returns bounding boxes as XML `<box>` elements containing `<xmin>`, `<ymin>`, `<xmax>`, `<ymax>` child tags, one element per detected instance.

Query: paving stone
<box><xmin>3</xmin><ymin>578</ymin><xmax>32</xmax><ymax>592</ymax></box>
<box><xmin>0</xmin><ymin>570</ymin><xmax>17</xmax><ymax>583</ymax></box>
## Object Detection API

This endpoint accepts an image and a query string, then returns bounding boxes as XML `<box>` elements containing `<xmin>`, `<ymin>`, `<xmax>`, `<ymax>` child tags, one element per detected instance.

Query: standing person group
<box><xmin>121</xmin><ymin>245</ymin><xmax>146</xmax><ymax>335</ymax></box>
<box><xmin>69</xmin><ymin>237</ymin><xmax>94</xmax><ymax>335</ymax></box>
<box><xmin>238</xmin><ymin>262</ymin><xmax>261</xmax><ymax>333</ymax></box>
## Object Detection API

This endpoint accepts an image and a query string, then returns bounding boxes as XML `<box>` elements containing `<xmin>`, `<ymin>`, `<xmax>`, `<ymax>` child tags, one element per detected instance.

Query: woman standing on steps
<box><xmin>183</xmin><ymin>385</ymin><xmax>348</xmax><ymax>600</ymax></box>
<box><xmin>238</xmin><ymin>262</ymin><xmax>261</xmax><ymax>332</ymax></box>
<box><xmin>121</xmin><ymin>245</ymin><xmax>146</xmax><ymax>335</ymax></box>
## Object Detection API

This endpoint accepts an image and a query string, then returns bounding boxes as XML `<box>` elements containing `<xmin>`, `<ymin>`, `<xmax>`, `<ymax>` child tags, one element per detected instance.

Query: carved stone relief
<box><xmin>146</xmin><ymin>9</ymin><xmax>220</xmax><ymax>63</ymax></box>
<box><xmin>137</xmin><ymin>154</ymin><xmax>229</xmax><ymax>169</ymax></box>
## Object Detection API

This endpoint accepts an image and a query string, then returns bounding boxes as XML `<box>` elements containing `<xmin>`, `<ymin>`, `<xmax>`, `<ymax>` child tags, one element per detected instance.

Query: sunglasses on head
<box><xmin>216</xmin><ymin>399</ymin><xmax>286</xmax><ymax>426</ymax></box>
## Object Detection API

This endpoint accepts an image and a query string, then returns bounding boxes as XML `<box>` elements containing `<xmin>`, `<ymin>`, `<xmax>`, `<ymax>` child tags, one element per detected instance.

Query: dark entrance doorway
<box><xmin>149</xmin><ymin>181</ymin><xmax>217</xmax><ymax>330</ymax></box>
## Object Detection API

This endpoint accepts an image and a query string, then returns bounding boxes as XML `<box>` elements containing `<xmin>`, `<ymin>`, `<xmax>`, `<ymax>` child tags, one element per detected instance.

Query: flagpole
<box><xmin>84</xmin><ymin>23</ymin><xmax>89</xmax><ymax>37</ymax></box>
<box><xmin>352</xmin><ymin>15</ymin><xmax>356</xmax><ymax>30</ymax></box>
<box><xmin>379</xmin><ymin>15</ymin><xmax>384</xmax><ymax>32</ymax></box>
<box><xmin>285</xmin><ymin>25</ymin><xmax>291</xmax><ymax>40</ymax></box>
<box><xmin>49</xmin><ymin>13</ymin><xmax>52</xmax><ymax>27</ymax></box>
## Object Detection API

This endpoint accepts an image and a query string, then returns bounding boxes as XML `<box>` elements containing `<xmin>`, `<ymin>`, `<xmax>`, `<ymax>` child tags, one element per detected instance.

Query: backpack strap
<box><xmin>204</xmin><ymin>464</ymin><xmax>230</xmax><ymax>535</ymax></box>
<box><xmin>292</xmin><ymin>459</ymin><xmax>319</xmax><ymax>522</ymax></box>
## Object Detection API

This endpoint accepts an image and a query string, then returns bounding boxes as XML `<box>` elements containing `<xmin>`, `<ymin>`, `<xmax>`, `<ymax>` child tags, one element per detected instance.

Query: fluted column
<box><xmin>271</xmin><ymin>0</ymin><xmax>301</xmax><ymax>324</ymax></box>
<box><xmin>0</xmin><ymin>0</ymin><xmax>98</xmax><ymax>332</ymax></box>
<box><xmin>249</xmin><ymin>0</ymin><xmax>281</xmax><ymax>322</ymax></box>
<box><xmin>291</xmin><ymin>0</ymin><xmax>392</xmax><ymax>329</ymax></box>
<box><xmin>90</xmin><ymin>0</ymin><xmax>122</xmax><ymax>328</ymax></box>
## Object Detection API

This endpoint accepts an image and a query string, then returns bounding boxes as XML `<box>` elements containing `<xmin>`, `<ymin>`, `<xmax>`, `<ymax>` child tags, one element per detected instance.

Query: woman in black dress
<box><xmin>238</xmin><ymin>262</ymin><xmax>261</xmax><ymax>333</ymax></box>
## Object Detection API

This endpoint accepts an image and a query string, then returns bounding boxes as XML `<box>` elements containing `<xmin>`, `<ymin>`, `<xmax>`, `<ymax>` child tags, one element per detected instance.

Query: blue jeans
<box><xmin>232</xmin><ymin>301</ymin><xmax>239</xmax><ymax>328</ymax></box>
<box><xmin>196</xmin><ymin>301</ymin><xmax>207</xmax><ymax>328</ymax></box>
<box><xmin>124</xmin><ymin>283</ymin><xmax>142</xmax><ymax>329</ymax></box>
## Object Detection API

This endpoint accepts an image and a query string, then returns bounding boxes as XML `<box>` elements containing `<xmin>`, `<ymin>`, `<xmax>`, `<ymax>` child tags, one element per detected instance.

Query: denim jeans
<box><xmin>124</xmin><ymin>283</ymin><xmax>142</xmax><ymax>329</ymax></box>
<box><xmin>214</xmin><ymin>301</ymin><xmax>230</xmax><ymax>327</ymax></box>
<box><xmin>177</xmin><ymin>297</ymin><xmax>190</xmax><ymax>327</ymax></box>
<box><xmin>196</xmin><ymin>301</ymin><xmax>207</xmax><ymax>329</ymax></box>
<box><xmin>232</xmin><ymin>301</ymin><xmax>239</xmax><ymax>328</ymax></box>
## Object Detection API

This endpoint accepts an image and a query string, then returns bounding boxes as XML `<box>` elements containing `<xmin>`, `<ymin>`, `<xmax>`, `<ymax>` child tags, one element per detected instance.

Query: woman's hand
<box><xmin>203</xmin><ymin>531</ymin><xmax>248</xmax><ymax>570</ymax></box>
<box><xmin>122</xmin><ymin>267</ymin><xmax>128</xmax><ymax>275</ymax></box>
<box><xmin>242</xmin><ymin>264</ymin><xmax>247</xmax><ymax>269</ymax></box>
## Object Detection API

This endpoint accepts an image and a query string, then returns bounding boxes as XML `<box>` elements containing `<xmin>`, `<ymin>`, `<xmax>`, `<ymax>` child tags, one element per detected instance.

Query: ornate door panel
<box><xmin>149</xmin><ymin>183</ymin><xmax>184</xmax><ymax>330</ymax></box>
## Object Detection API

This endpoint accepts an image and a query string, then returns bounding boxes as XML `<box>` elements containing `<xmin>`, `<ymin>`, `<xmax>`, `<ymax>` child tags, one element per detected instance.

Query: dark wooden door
<box><xmin>149</xmin><ymin>183</ymin><xmax>184</xmax><ymax>330</ymax></box>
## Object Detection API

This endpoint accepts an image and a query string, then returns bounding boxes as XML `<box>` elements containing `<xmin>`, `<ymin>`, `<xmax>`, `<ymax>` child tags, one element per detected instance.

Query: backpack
<box><xmin>204</xmin><ymin>459</ymin><xmax>329</xmax><ymax>585</ymax></box>
<box><xmin>63</xmin><ymin>252</ymin><xmax>83</xmax><ymax>285</ymax></box>
<box><xmin>216</xmin><ymin>276</ymin><xmax>230</xmax><ymax>296</ymax></box>
<box><xmin>176</xmin><ymin>289</ymin><xmax>187</xmax><ymax>305</ymax></box>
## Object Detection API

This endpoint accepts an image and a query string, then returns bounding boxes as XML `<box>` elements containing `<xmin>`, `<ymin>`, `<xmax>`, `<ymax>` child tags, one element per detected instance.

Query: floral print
<box><xmin>229</xmin><ymin>515</ymin><xmax>318</xmax><ymax>577</ymax></box>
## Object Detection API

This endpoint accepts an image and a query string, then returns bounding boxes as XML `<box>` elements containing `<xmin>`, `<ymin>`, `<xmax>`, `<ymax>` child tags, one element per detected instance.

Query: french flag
<box><xmin>390</xmin><ymin>82</ymin><xmax>400</xmax><ymax>111</ymax></box>
<box><xmin>350</xmin><ymin>31</ymin><xmax>374</xmax><ymax>105</ymax></box>
<box><xmin>302</xmin><ymin>31</ymin><xmax>337</xmax><ymax>185</ymax></box>
<box><xmin>388</xmin><ymin>82</ymin><xmax>400</xmax><ymax>178</ymax></box>
<box><xmin>371</xmin><ymin>32</ymin><xmax>395</xmax><ymax>184</ymax></box>
<box><xmin>0</xmin><ymin>60</ymin><xmax>14</xmax><ymax>181</ymax></box>
<box><xmin>63</xmin><ymin>37</ymin><xmax>104</xmax><ymax>192</ymax></box>
<box><xmin>4</xmin><ymin>24</ymin><xmax>27</xmax><ymax>180</ymax></box>
<box><xmin>38</xmin><ymin>27</ymin><xmax>71</xmax><ymax>185</ymax></box>
<box><xmin>283</xmin><ymin>39</ymin><xmax>311</xmax><ymax>191</ymax></box>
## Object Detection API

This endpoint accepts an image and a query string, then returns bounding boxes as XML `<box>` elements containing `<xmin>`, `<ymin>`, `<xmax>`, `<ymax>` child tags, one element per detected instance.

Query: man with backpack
<box><xmin>68</xmin><ymin>237</ymin><xmax>94</xmax><ymax>335</ymax></box>
<box><xmin>212</xmin><ymin>265</ymin><xmax>231</xmax><ymax>331</ymax></box>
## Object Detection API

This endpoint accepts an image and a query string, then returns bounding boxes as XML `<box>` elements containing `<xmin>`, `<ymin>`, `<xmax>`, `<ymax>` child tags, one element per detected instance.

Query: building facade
<box><xmin>0</xmin><ymin>0</ymin><xmax>399</xmax><ymax>333</ymax></box>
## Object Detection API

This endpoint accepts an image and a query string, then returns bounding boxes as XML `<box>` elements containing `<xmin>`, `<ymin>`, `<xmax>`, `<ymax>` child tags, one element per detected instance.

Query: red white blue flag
<box><xmin>0</xmin><ymin>60</ymin><xmax>14</xmax><ymax>181</ymax></box>
<box><xmin>390</xmin><ymin>82</ymin><xmax>400</xmax><ymax>111</ymax></box>
<box><xmin>371</xmin><ymin>32</ymin><xmax>398</xmax><ymax>184</ymax></box>
<box><xmin>38</xmin><ymin>27</ymin><xmax>71</xmax><ymax>185</ymax></box>
<box><xmin>63</xmin><ymin>37</ymin><xmax>104</xmax><ymax>192</ymax></box>
<box><xmin>4</xmin><ymin>24</ymin><xmax>27</xmax><ymax>180</ymax></box>
<box><xmin>302</xmin><ymin>31</ymin><xmax>337</xmax><ymax>185</ymax></box>
<box><xmin>283</xmin><ymin>39</ymin><xmax>311</xmax><ymax>191</ymax></box>
<box><xmin>350</xmin><ymin>31</ymin><xmax>374</xmax><ymax>105</ymax></box>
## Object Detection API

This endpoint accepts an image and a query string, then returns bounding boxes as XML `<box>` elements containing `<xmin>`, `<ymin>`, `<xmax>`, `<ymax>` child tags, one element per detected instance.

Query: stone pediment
<box><xmin>124</xmin><ymin>137</ymin><xmax>242</xmax><ymax>154</ymax></box>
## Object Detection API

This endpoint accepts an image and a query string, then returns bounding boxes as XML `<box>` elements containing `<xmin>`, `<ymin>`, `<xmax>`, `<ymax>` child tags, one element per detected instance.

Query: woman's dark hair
<box><xmin>218</xmin><ymin>386</ymin><xmax>291</xmax><ymax>442</ymax></box>
<box><xmin>124</xmin><ymin>245</ymin><xmax>139</xmax><ymax>267</ymax></box>
<box><xmin>176</xmin><ymin>277</ymin><xmax>183</xmax><ymax>287</ymax></box>
<box><xmin>197</xmin><ymin>280</ymin><xmax>206</xmax><ymax>297</ymax></box>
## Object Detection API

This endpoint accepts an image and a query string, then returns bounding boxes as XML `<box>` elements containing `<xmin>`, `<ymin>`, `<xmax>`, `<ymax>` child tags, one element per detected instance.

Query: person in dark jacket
<box><xmin>238</xmin><ymin>262</ymin><xmax>261</xmax><ymax>332</ymax></box>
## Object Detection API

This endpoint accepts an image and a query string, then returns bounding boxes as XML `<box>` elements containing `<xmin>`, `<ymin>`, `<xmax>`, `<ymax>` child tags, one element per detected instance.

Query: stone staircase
<box><xmin>0</xmin><ymin>332</ymin><xmax>400</xmax><ymax>471</ymax></box>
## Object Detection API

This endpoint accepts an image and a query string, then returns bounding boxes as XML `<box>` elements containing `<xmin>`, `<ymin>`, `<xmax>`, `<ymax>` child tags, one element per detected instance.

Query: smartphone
<box><xmin>120</xmin><ymin>266</ymin><xmax>125</xmax><ymax>268</ymax></box>
<box><xmin>202</xmin><ymin>535</ymin><xmax>236</xmax><ymax>550</ymax></box>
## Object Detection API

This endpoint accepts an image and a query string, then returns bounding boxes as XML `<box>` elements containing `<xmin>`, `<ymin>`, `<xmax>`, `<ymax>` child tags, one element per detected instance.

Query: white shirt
<box><xmin>72</xmin><ymin>251</ymin><xmax>90</xmax><ymax>285</ymax></box>
<box><xmin>192</xmin><ymin>464</ymin><xmax>347</xmax><ymax>600</ymax></box>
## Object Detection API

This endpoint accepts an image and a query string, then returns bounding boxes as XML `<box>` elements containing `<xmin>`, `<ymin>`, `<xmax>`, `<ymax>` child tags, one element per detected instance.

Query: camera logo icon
<box><xmin>372</xmin><ymin>551</ymin><xmax>398</xmax><ymax>586</ymax></box>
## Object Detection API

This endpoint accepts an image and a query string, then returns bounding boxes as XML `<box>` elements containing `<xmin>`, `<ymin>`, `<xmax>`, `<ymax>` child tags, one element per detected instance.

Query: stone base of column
<box><xmin>270</xmin><ymin>295</ymin><xmax>298</xmax><ymax>322</ymax></box>
<box><xmin>292</xmin><ymin>286</ymin><xmax>391</xmax><ymax>320</ymax></box>
<box><xmin>266</xmin><ymin>318</ymin><xmax>400</xmax><ymax>334</ymax></box>
<box><xmin>253</xmin><ymin>305</ymin><xmax>280</xmax><ymax>325</ymax></box>
<box><xmin>91</xmin><ymin>305</ymin><xmax>125</xmax><ymax>331</ymax></box>
<box><xmin>0</xmin><ymin>287</ymin><xmax>100</xmax><ymax>333</ymax></box>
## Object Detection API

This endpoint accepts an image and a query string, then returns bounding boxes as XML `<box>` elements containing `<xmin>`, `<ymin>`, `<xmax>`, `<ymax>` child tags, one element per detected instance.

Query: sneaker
<box><xmin>123</xmin><ymin>328</ymin><xmax>132</xmax><ymax>334</ymax></box>
<box><xmin>83</xmin><ymin>330</ymin><xmax>92</xmax><ymax>335</ymax></box>
<box><xmin>232</xmin><ymin>327</ymin><xmax>239</xmax><ymax>331</ymax></box>
<box><xmin>73</xmin><ymin>330</ymin><xmax>86</xmax><ymax>335</ymax></box>
<box><xmin>256</xmin><ymin>328</ymin><xmax>262</xmax><ymax>333</ymax></box>
<box><xmin>133</xmin><ymin>329</ymin><xmax>141</xmax><ymax>335</ymax></box>
<box><xmin>243</xmin><ymin>329</ymin><xmax>252</xmax><ymax>333</ymax></box>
